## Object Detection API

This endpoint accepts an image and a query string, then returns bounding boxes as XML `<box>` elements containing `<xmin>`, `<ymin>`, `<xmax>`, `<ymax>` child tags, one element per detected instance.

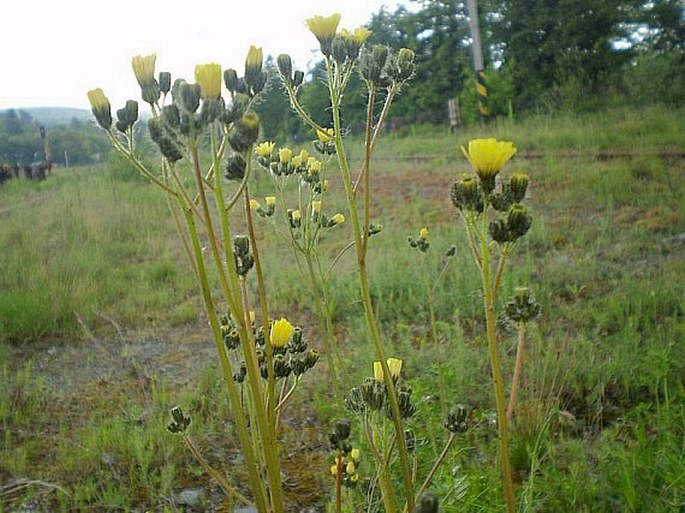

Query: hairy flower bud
<box><xmin>451</xmin><ymin>176</ymin><xmax>483</xmax><ymax>212</ymax></box>
<box><xmin>226</xmin><ymin>153</ymin><xmax>246</xmax><ymax>181</ymax></box>
<box><xmin>507</xmin><ymin>203</ymin><xmax>532</xmax><ymax>240</ymax></box>
<box><xmin>224</xmin><ymin>69</ymin><xmax>240</xmax><ymax>93</ymax></box>
<box><xmin>509</xmin><ymin>172</ymin><xmax>529</xmax><ymax>203</ymax></box>
<box><xmin>148</xmin><ymin>117</ymin><xmax>183</xmax><ymax>162</ymax></box>
<box><xmin>115</xmin><ymin>100</ymin><xmax>139</xmax><ymax>133</ymax></box>
<box><xmin>277</xmin><ymin>54</ymin><xmax>293</xmax><ymax>84</ymax></box>
<box><xmin>505</xmin><ymin>287</ymin><xmax>541</xmax><ymax>324</ymax></box>
<box><xmin>332</xmin><ymin>33</ymin><xmax>349</xmax><ymax>64</ymax></box>
<box><xmin>396</xmin><ymin>48</ymin><xmax>415</xmax><ymax>81</ymax></box>
<box><xmin>415</xmin><ymin>493</ymin><xmax>440</xmax><ymax>513</ymax></box>
<box><xmin>161</xmin><ymin>104</ymin><xmax>180</xmax><ymax>129</ymax></box>
<box><xmin>87</xmin><ymin>88</ymin><xmax>112</xmax><ymax>130</ymax></box>
<box><xmin>158</xmin><ymin>71</ymin><xmax>172</xmax><ymax>95</ymax></box>
<box><xmin>228</xmin><ymin>112</ymin><xmax>260</xmax><ymax>152</ymax></box>
<box><xmin>292</xmin><ymin>70</ymin><xmax>305</xmax><ymax>87</ymax></box>
<box><xmin>445</xmin><ymin>404</ymin><xmax>471</xmax><ymax>434</ymax></box>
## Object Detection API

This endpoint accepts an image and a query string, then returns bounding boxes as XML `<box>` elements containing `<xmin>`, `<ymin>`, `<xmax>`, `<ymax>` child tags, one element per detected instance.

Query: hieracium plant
<box><xmin>452</xmin><ymin>138</ymin><xmax>536</xmax><ymax>513</ymax></box>
<box><xmin>89</xmin><ymin>45</ymin><xmax>324</xmax><ymax>512</ymax></box>
<box><xmin>87</xmin><ymin>12</ymin><xmax>415</xmax><ymax>512</ymax></box>
<box><xmin>88</xmin><ymin>11</ymin><xmax>529</xmax><ymax>513</ymax></box>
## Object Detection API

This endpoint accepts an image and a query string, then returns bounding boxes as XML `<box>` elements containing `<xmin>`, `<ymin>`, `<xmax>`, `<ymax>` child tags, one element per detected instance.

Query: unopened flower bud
<box><xmin>158</xmin><ymin>71</ymin><xmax>171</xmax><ymax>94</ymax></box>
<box><xmin>415</xmin><ymin>492</ymin><xmax>440</xmax><ymax>513</ymax></box>
<box><xmin>396</xmin><ymin>387</ymin><xmax>416</xmax><ymax>419</ymax></box>
<box><xmin>332</xmin><ymin>34</ymin><xmax>349</xmax><ymax>64</ymax></box>
<box><xmin>509</xmin><ymin>172</ymin><xmax>529</xmax><ymax>203</ymax></box>
<box><xmin>115</xmin><ymin>100</ymin><xmax>139</xmax><ymax>133</ymax></box>
<box><xmin>334</xmin><ymin>419</ymin><xmax>351</xmax><ymax>441</ymax></box>
<box><xmin>302</xmin><ymin>348</ymin><xmax>319</xmax><ymax>371</ymax></box>
<box><xmin>148</xmin><ymin>117</ymin><xmax>183</xmax><ymax>162</ymax></box>
<box><xmin>507</xmin><ymin>203</ymin><xmax>532</xmax><ymax>240</ymax></box>
<box><xmin>177</xmin><ymin>82</ymin><xmax>201</xmax><ymax>114</ymax></box>
<box><xmin>445</xmin><ymin>404</ymin><xmax>471</xmax><ymax>434</ymax></box>
<box><xmin>223</xmin><ymin>69</ymin><xmax>239</xmax><ymax>93</ymax></box>
<box><xmin>396</xmin><ymin>48</ymin><xmax>415</xmax><ymax>81</ymax></box>
<box><xmin>228</xmin><ymin>112</ymin><xmax>260</xmax><ymax>152</ymax></box>
<box><xmin>372</xmin><ymin>45</ymin><xmax>389</xmax><ymax>68</ymax></box>
<box><xmin>277</xmin><ymin>54</ymin><xmax>293</xmax><ymax>84</ymax></box>
<box><xmin>489</xmin><ymin>218</ymin><xmax>511</xmax><ymax>243</ymax></box>
<box><xmin>293</xmin><ymin>70</ymin><xmax>304</xmax><ymax>87</ymax></box>
<box><xmin>272</xmin><ymin>354</ymin><xmax>291</xmax><ymax>378</ymax></box>
<box><xmin>233</xmin><ymin>235</ymin><xmax>250</xmax><ymax>257</ymax></box>
<box><xmin>226</xmin><ymin>153</ymin><xmax>246</xmax><ymax>181</ymax></box>
<box><xmin>451</xmin><ymin>176</ymin><xmax>483</xmax><ymax>212</ymax></box>
<box><xmin>161</xmin><ymin>104</ymin><xmax>180</xmax><ymax>129</ymax></box>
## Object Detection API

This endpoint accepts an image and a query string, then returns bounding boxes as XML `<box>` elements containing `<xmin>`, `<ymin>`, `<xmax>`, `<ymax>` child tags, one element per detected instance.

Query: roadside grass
<box><xmin>0</xmin><ymin>160</ymin><xmax>198</xmax><ymax>343</ymax></box>
<box><xmin>1</xmin><ymin>105</ymin><xmax>684</xmax><ymax>511</ymax></box>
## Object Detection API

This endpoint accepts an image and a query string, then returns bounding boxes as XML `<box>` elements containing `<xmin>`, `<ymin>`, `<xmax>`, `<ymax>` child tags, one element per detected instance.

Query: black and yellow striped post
<box><xmin>476</xmin><ymin>69</ymin><xmax>489</xmax><ymax>119</ymax></box>
<box><xmin>467</xmin><ymin>0</ymin><xmax>489</xmax><ymax>123</ymax></box>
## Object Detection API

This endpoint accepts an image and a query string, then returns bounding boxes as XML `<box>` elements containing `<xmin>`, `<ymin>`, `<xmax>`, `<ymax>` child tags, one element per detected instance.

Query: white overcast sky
<box><xmin>1</xmin><ymin>0</ymin><xmax>406</xmax><ymax>111</ymax></box>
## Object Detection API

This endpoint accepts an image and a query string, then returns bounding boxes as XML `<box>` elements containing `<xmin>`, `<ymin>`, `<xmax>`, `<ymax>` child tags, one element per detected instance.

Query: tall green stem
<box><xmin>181</xmin><ymin>206</ymin><xmax>268</xmax><ymax>512</ymax></box>
<box><xmin>480</xmin><ymin>208</ymin><xmax>516</xmax><ymax>513</ymax></box>
<box><xmin>326</xmin><ymin>59</ymin><xmax>415</xmax><ymax>512</ymax></box>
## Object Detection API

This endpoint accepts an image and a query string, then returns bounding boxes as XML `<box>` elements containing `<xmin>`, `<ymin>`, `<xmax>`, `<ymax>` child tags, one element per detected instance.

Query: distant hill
<box><xmin>0</xmin><ymin>107</ymin><xmax>92</xmax><ymax>127</ymax></box>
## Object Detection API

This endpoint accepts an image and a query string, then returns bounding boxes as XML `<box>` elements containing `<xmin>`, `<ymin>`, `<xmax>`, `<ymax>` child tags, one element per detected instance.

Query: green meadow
<box><xmin>1</xmin><ymin>105</ymin><xmax>684</xmax><ymax>512</ymax></box>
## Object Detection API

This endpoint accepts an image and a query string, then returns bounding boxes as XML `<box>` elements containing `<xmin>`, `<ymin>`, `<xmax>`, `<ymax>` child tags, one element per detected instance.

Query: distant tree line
<box><xmin>254</xmin><ymin>0</ymin><xmax>684</xmax><ymax>141</ymax></box>
<box><xmin>0</xmin><ymin>109</ymin><xmax>110</xmax><ymax>167</ymax></box>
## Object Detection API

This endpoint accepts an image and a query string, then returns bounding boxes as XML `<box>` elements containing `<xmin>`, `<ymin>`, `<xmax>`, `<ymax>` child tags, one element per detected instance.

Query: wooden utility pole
<box><xmin>467</xmin><ymin>0</ymin><xmax>489</xmax><ymax>119</ymax></box>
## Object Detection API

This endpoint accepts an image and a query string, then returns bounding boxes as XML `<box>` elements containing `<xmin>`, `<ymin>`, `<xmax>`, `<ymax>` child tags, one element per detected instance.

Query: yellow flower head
<box><xmin>131</xmin><ymin>54</ymin><xmax>157</xmax><ymax>87</ymax></box>
<box><xmin>374</xmin><ymin>357</ymin><xmax>403</xmax><ymax>383</ymax></box>
<box><xmin>305</xmin><ymin>13</ymin><xmax>342</xmax><ymax>55</ymax></box>
<box><xmin>271</xmin><ymin>318</ymin><xmax>294</xmax><ymax>348</ymax></box>
<box><xmin>307</xmin><ymin>157</ymin><xmax>322</xmax><ymax>174</ymax></box>
<box><xmin>311</xmin><ymin>200</ymin><xmax>322</xmax><ymax>213</ymax></box>
<box><xmin>460</xmin><ymin>138</ymin><xmax>517</xmax><ymax>181</ymax></box>
<box><xmin>353</xmin><ymin>27</ymin><xmax>373</xmax><ymax>46</ymax></box>
<box><xmin>255</xmin><ymin>141</ymin><xmax>276</xmax><ymax>158</ymax></box>
<box><xmin>292</xmin><ymin>154</ymin><xmax>304</xmax><ymax>168</ymax></box>
<box><xmin>195</xmin><ymin>63</ymin><xmax>222</xmax><ymax>99</ymax></box>
<box><xmin>265</xmin><ymin>196</ymin><xmax>276</xmax><ymax>207</ymax></box>
<box><xmin>321</xmin><ymin>179</ymin><xmax>329</xmax><ymax>192</ymax></box>
<box><xmin>249</xmin><ymin>199</ymin><xmax>261</xmax><ymax>211</ymax></box>
<box><xmin>330</xmin><ymin>213</ymin><xmax>345</xmax><ymax>226</ymax></box>
<box><xmin>330</xmin><ymin>464</ymin><xmax>338</xmax><ymax>476</ymax></box>
<box><xmin>245</xmin><ymin>45</ymin><xmax>263</xmax><ymax>75</ymax></box>
<box><xmin>317</xmin><ymin>128</ymin><xmax>334</xmax><ymax>143</ymax></box>
<box><xmin>350</xmin><ymin>448</ymin><xmax>361</xmax><ymax>461</ymax></box>
<box><xmin>87</xmin><ymin>88</ymin><xmax>112</xmax><ymax>130</ymax></box>
<box><xmin>279</xmin><ymin>147</ymin><xmax>293</xmax><ymax>163</ymax></box>
<box><xmin>419</xmin><ymin>227</ymin><xmax>429</xmax><ymax>240</ymax></box>
<box><xmin>292</xmin><ymin>210</ymin><xmax>302</xmax><ymax>222</ymax></box>
<box><xmin>297</xmin><ymin>149</ymin><xmax>310</xmax><ymax>162</ymax></box>
<box><xmin>346</xmin><ymin>461</ymin><xmax>356</xmax><ymax>475</ymax></box>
